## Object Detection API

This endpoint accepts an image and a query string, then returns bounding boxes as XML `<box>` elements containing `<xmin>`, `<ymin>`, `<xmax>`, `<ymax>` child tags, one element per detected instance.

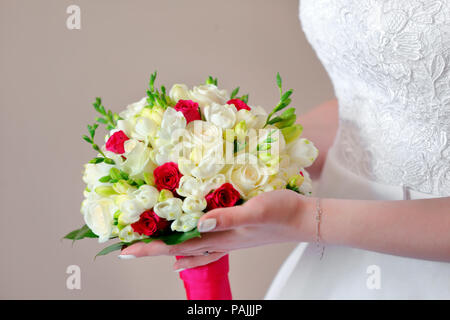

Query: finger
<box><xmin>119</xmin><ymin>240</ymin><xmax>171</xmax><ymax>258</ymax></box>
<box><xmin>173</xmin><ymin>252</ymin><xmax>228</xmax><ymax>271</ymax></box>
<box><xmin>197</xmin><ymin>205</ymin><xmax>259</xmax><ymax>232</ymax></box>
<box><xmin>170</xmin><ymin>230</ymin><xmax>235</xmax><ymax>255</ymax></box>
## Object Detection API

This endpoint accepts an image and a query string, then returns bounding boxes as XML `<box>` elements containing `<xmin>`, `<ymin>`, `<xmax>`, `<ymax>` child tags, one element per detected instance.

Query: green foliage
<box><xmin>64</xmin><ymin>224</ymin><xmax>98</xmax><ymax>243</ymax></box>
<box><xmin>95</xmin><ymin>242</ymin><xmax>125</xmax><ymax>258</ymax></box>
<box><xmin>205</xmin><ymin>76</ymin><xmax>218</xmax><ymax>86</ymax></box>
<box><xmin>230</xmin><ymin>87</ymin><xmax>240</xmax><ymax>99</ymax></box>
<box><xmin>146</xmin><ymin>71</ymin><xmax>172</xmax><ymax>108</ymax></box>
<box><xmin>265</xmin><ymin>73</ymin><xmax>296</xmax><ymax>128</ymax></box>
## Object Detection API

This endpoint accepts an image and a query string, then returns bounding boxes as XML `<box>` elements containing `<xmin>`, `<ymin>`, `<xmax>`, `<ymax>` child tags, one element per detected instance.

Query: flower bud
<box><xmin>94</xmin><ymin>186</ymin><xmax>118</xmax><ymax>197</ymax></box>
<box><xmin>288</xmin><ymin>174</ymin><xmax>305</xmax><ymax>188</ymax></box>
<box><xmin>158</xmin><ymin>189</ymin><xmax>174</xmax><ymax>202</ymax></box>
<box><xmin>144</xmin><ymin>172</ymin><xmax>155</xmax><ymax>186</ymax></box>
<box><xmin>281</xmin><ymin>124</ymin><xmax>303</xmax><ymax>144</ymax></box>
<box><xmin>234</xmin><ymin>120</ymin><xmax>248</xmax><ymax>142</ymax></box>
<box><xmin>113</xmin><ymin>180</ymin><xmax>133</xmax><ymax>194</ymax></box>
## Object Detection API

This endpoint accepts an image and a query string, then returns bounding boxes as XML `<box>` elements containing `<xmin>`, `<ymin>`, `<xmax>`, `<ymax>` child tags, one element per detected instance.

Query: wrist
<box><xmin>290</xmin><ymin>195</ymin><xmax>317</xmax><ymax>243</ymax></box>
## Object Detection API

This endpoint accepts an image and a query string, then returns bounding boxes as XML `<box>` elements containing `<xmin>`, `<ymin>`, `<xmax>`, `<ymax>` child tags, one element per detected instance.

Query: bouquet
<box><xmin>64</xmin><ymin>72</ymin><xmax>318</xmax><ymax>300</ymax></box>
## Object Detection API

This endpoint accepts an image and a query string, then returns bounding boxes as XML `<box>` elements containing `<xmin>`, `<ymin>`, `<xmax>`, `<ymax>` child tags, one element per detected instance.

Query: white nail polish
<box><xmin>198</xmin><ymin>219</ymin><xmax>216</xmax><ymax>232</ymax></box>
<box><xmin>118</xmin><ymin>254</ymin><xmax>136</xmax><ymax>260</ymax></box>
<box><xmin>174</xmin><ymin>268</ymin><xmax>186</xmax><ymax>273</ymax></box>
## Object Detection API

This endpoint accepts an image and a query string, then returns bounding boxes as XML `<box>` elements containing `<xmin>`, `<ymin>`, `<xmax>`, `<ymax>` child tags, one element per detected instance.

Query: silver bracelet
<box><xmin>315</xmin><ymin>198</ymin><xmax>325</xmax><ymax>260</ymax></box>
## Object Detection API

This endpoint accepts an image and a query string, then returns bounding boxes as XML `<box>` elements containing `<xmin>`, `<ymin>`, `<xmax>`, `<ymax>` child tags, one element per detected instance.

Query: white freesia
<box><xmin>204</xmin><ymin>103</ymin><xmax>237</xmax><ymax>129</ymax></box>
<box><xmin>119</xmin><ymin>197</ymin><xmax>144</xmax><ymax>224</ymax></box>
<box><xmin>190</xmin><ymin>153</ymin><xmax>224</xmax><ymax>179</ymax></box>
<box><xmin>158</xmin><ymin>107</ymin><xmax>187</xmax><ymax>142</ymax></box>
<box><xmin>190</xmin><ymin>84</ymin><xmax>228</xmax><ymax>109</ymax></box>
<box><xmin>122</xmin><ymin>139</ymin><xmax>152</xmax><ymax>177</ymax></box>
<box><xmin>83</xmin><ymin>162</ymin><xmax>113</xmax><ymax>190</ymax></box>
<box><xmin>288</xmin><ymin>138</ymin><xmax>319</xmax><ymax>168</ymax></box>
<box><xmin>132</xmin><ymin>116</ymin><xmax>158</xmax><ymax>141</ymax></box>
<box><xmin>176</xmin><ymin>176</ymin><xmax>204</xmax><ymax>198</ymax></box>
<box><xmin>81</xmin><ymin>196</ymin><xmax>116</xmax><ymax>243</ymax></box>
<box><xmin>298</xmin><ymin>170</ymin><xmax>313</xmax><ymax>195</ymax></box>
<box><xmin>133</xmin><ymin>185</ymin><xmax>159</xmax><ymax>209</ymax></box>
<box><xmin>169</xmin><ymin>84</ymin><xmax>191</xmax><ymax>102</ymax></box>
<box><xmin>226</xmin><ymin>154</ymin><xmax>269</xmax><ymax>199</ymax></box>
<box><xmin>153</xmin><ymin>198</ymin><xmax>183</xmax><ymax>221</ymax></box>
<box><xmin>119</xmin><ymin>97</ymin><xmax>148</xmax><ymax>120</ymax></box>
<box><xmin>235</xmin><ymin>109</ymin><xmax>266</xmax><ymax>129</ymax></box>
<box><xmin>171</xmin><ymin>212</ymin><xmax>203</xmax><ymax>232</ymax></box>
<box><xmin>118</xmin><ymin>225</ymin><xmax>143</xmax><ymax>243</ymax></box>
<box><xmin>182</xmin><ymin>197</ymin><xmax>207</xmax><ymax>214</ymax></box>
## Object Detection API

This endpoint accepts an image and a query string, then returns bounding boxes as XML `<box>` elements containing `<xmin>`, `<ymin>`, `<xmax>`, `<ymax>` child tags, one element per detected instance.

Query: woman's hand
<box><xmin>119</xmin><ymin>190</ymin><xmax>316</xmax><ymax>270</ymax></box>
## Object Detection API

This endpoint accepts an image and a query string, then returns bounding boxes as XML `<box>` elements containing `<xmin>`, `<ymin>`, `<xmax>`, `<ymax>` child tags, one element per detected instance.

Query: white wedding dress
<box><xmin>266</xmin><ymin>0</ymin><xmax>450</xmax><ymax>299</ymax></box>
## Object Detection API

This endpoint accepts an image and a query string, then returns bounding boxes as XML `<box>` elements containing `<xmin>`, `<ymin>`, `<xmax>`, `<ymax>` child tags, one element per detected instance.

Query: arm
<box><xmin>316</xmin><ymin>197</ymin><xmax>450</xmax><ymax>262</ymax></box>
<box><xmin>298</xmin><ymin>98</ymin><xmax>338</xmax><ymax>179</ymax></box>
<box><xmin>119</xmin><ymin>190</ymin><xmax>450</xmax><ymax>269</ymax></box>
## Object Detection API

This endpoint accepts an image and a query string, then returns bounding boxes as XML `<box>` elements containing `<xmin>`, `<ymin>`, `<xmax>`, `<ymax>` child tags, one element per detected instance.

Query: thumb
<box><xmin>197</xmin><ymin>205</ymin><xmax>258</xmax><ymax>232</ymax></box>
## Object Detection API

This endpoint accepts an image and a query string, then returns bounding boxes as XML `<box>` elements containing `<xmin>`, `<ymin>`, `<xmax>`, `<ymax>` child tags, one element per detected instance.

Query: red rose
<box><xmin>105</xmin><ymin>130</ymin><xmax>129</xmax><ymax>154</ymax></box>
<box><xmin>174</xmin><ymin>99</ymin><xmax>201</xmax><ymax>124</ymax></box>
<box><xmin>205</xmin><ymin>183</ymin><xmax>241</xmax><ymax>210</ymax></box>
<box><xmin>153</xmin><ymin>162</ymin><xmax>183</xmax><ymax>192</ymax></box>
<box><xmin>227</xmin><ymin>98</ymin><xmax>251</xmax><ymax>111</ymax></box>
<box><xmin>131</xmin><ymin>209</ymin><xmax>169</xmax><ymax>236</ymax></box>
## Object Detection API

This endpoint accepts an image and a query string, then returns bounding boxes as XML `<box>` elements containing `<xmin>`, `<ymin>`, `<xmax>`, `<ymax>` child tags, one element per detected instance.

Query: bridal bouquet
<box><xmin>65</xmin><ymin>72</ymin><xmax>318</xmax><ymax>299</ymax></box>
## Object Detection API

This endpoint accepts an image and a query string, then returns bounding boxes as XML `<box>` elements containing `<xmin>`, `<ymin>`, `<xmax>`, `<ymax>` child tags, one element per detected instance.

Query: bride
<box><xmin>120</xmin><ymin>0</ymin><xmax>450</xmax><ymax>299</ymax></box>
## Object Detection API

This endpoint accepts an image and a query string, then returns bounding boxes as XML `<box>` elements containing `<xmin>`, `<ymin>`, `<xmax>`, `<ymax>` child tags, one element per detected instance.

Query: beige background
<box><xmin>0</xmin><ymin>0</ymin><xmax>333</xmax><ymax>299</ymax></box>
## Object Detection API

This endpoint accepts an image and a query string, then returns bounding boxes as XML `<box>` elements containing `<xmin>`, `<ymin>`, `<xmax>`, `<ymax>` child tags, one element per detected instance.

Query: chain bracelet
<box><xmin>315</xmin><ymin>198</ymin><xmax>325</xmax><ymax>260</ymax></box>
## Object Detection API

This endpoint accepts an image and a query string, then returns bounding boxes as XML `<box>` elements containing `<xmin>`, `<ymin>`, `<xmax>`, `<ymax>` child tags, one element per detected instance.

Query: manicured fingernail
<box><xmin>198</xmin><ymin>219</ymin><xmax>216</xmax><ymax>232</ymax></box>
<box><xmin>118</xmin><ymin>254</ymin><xmax>136</xmax><ymax>260</ymax></box>
<box><xmin>174</xmin><ymin>268</ymin><xmax>186</xmax><ymax>273</ymax></box>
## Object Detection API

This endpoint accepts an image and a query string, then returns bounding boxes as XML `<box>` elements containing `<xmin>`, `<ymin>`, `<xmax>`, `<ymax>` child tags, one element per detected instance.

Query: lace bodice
<box><xmin>300</xmin><ymin>0</ymin><xmax>450</xmax><ymax>196</ymax></box>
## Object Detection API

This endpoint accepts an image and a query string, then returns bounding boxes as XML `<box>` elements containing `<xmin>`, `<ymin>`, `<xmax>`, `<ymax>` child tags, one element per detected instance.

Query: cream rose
<box><xmin>169</xmin><ymin>84</ymin><xmax>191</xmax><ymax>102</ymax></box>
<box><xmin>190</xmin><ymin>84</ymin><xmax>228</xmax><ymax>109</ymax></box>
<box><xmin>204</xmin><ymin>103</ymin><xmax>237</xmax><ymax>129</ymax></box>
<box><xmin>226</xmin><ymin>154</ymin><xmax>269</xmax><ymax>199</ymax></box>
<box><xmin>133</xmin><ymin>185</ymin><xmax>159</xmax><ymax>209</ymax></box>
<box><xmin>81</xmin><ymin>196</ymin><xmax>116</xmax><ymax>243</ymax></box>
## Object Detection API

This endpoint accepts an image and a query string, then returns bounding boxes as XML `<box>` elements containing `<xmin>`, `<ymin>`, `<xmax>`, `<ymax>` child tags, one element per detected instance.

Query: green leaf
<box><xmin>281</xmin><ymin>107</ymin><xmax>295</xmax><ymax>119</ymax></box>
<box><xmin>274</xmin><ymin>98</ymin><xmax>291</xmax><ymax>113</ymax></box>
<box><xmin>230</xmin><ymin>87</ymin><xmax>240</xmax><ymax>99</ymax></box>
<box><xmin>89</xmin><ymin>157</ymin><xmax>104</xmax><ymax>164</ymax></box>
<box><xmin>240</xmin><ymin>94</ymin><xmax>249</xmax><ymax>104</ymax></box>
<box><xmin>267</xmin><ymin>116</ymin><xmax>282</xmax><ymax>125</ymax></box>
<box><xmin>99</xmin><ymin>175</ymin><xmax>111</xmax><ymax>183</ymax></box>
<box><xmin>281</xmin><ymin>89</ymin><xmax>293</xmax><ymax>102</ymax></box>
<box><xmin>95</xmin><ymin>242</ymin><xmax>125</xmax><ymax>258</ymax></box>
<box><xmin>64</xmin><ymin>224</ymin><xmax>98</xmax><ymax>241</ymax></box>
<box><xmin>82</xmin><ymin>135</ymin><xmax>92</xmax><ymax>143</ymax></box>
<box><xmin>96</xmin><ymin>117</ymin><xmax>107</xmax><ymax>124</ymax></box>
<box><xmin>276</xmin><ymin>72</ymin><xmax>282</xmax><ymax>91</ymax></box>
<box><xmin>159</xmin><ymin>228</ymin><xmax>201</xmax><ymax>245</ymax></box>
<box><xmin>104</xmin><ymin>158</ymin><xmax>115</xmax><ymax>165</ymax></box>
<box><xmin>109</xmin><ymin>168</ymin><xmax>122</xmax><ymax>181</ymax></box>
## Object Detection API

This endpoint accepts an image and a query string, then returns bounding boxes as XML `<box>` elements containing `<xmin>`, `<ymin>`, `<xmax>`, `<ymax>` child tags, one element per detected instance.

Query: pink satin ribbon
<box><xmin>176</xmin><ymin>254</ymin><xmax>232</xmax><ymax>300</ymax></box>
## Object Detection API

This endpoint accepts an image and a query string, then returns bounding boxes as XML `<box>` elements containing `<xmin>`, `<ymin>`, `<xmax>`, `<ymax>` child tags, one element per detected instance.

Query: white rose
<box><xmin>288</xmin><ymin>138</ymin><xmax>319</xmax><ymax>168</ymax></box>
<box><xmin>133</xmin><ymin>185</ymin><xmax>159</xmax><ymax>209</ymax></box>
<box><xmin>182</xmin><ymin>197</ymin><xmax>207</xmax><ymax>214</ymax></box>
<box><xmin>122</xmin><ymin>139</ymin><xmax>152</xmax><ymax>176</ymax></box>
<box><xmin>118</xmin><ymin>225</ymin><xmax>143</xmax><ymax>243</ymax></box>
<box><xmin>176</xmin><ymin>176</ymin><xmax>204</xmax><ymax>198</ymax></box>
<box><xmin>169</xmin><ymin>84</ymin><xmax>191</xmax><ymax>102</ymax></box>
<box><xmin>81</xmin><ymin>197</ymin><xmax>116</xmax><ymax>243</ymax></box>
<box><xmin>153</xmin><ymin>198</ymin><xmax>183</xmax><ymax>221</ymax></box>
<box><xmin>186</xmin><ymin>120</ymin><xmax>223</xmax><ymax>147</ymax></box>
<box><xmin>204</xmin><ymin>103</ymin><xmax>237</xmax><ymax>129</ymax></box>
<box><xmin>190</xmin><ymin>84</ymin><xmax>227</xmax><ymax>109</ymax></box>
<box><xmin>119</xmin><ymin>197</ymin><xmax>144</xmax><ymax>224</ymax></box>
<box><xmin>83</xmin><ymin>162</ymin><xmax>113</xmax><ymax>190</ymax></box>
<box><xmin>171</xmin><ymin>212</ymin><xmax>203</xmax><ymax>232</ymax></box>
<box><xmin>119</xmin><ymin>97</ymin><xmax>148</xmax><ymax>120</ymax></box>
<box><xmin>226</xmin><ymin>153</ymin><xmax>269</xmax><ymax>199</ymax></box>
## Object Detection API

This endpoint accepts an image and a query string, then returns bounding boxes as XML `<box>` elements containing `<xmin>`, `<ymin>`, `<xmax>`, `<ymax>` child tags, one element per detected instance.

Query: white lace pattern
<box><xmin>300</xmin><ymin>0</ymin><xmax>450</xmax><ymax>196</ymax></box>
